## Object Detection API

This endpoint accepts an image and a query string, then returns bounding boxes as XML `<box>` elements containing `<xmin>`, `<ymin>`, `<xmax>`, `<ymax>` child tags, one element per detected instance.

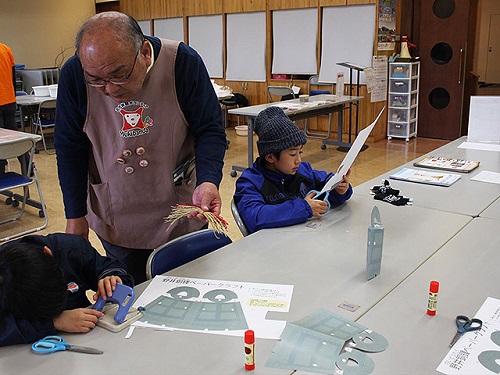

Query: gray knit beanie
<box><xmin>254</xmin><ymin>106</ymin><xmax>307</xmax><ymax>156</ymax></box>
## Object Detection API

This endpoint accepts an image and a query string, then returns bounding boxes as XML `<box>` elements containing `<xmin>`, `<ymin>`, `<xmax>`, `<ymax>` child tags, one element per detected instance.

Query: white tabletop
<box><xmin>228</xmin><ymin>94</ymin><xmax>362</xmax><ymax>119</ymax></box>
<box><xmin>0</xmin><ymin>127</ymin><xmax>41</xmax><ymax>144</ymax></box>
<box><xmin>0</xmin><ymin>195</ymin><xmax>471</xmax><ymax>374</ymax></box>
<box><xmin>15</xmin><ymin>94</ymin><xmax>52</xmax><ymax>106</ymax></box>
<box><xmin>356</xmin><ymin>217</ymin><xmax>500</xmax><ymax>374</ymax></box>
<box><xmin>354</xmin><ymin>137</ymin><xmax>500</xmax><ymax>217</ymax></box>
<box><xmin>480</xmin><ymin>196</ymin><xmax>500</xmax><ymax>220</ymax></box>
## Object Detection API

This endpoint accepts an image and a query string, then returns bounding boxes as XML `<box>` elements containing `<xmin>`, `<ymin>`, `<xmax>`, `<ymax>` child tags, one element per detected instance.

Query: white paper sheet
<box><xmin>467</xmin><ymin>96</ymin><xmax>500</xmax><ymax>144</ymax></box>
<box><xmin>471</xmin><ymin>171</ymin><xmax>500</xmax><ymax>185</ymax></box>
<box><xmin>437</xmin><ymin>297</ymin><xmax>500</xmax><ymax>375</ymax></box>
<box><xmin>458</xmin><ymin>142</ymin><xmax>500</xmax><ymax>152</ymax></box>
<box><xmin>132</xmin><ymin>275</ymin><xmax>293</xmax><ymax>339</ymax></box>
<box><xmin>320</xmin><ymin>107</ymin><xmax>385</xmax><ymax>193</ymax></box>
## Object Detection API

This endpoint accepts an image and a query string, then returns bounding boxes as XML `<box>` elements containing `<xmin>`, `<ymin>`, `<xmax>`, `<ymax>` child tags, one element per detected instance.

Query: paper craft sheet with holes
<box><xmin>132</xmin><ymin>275</ymin><xmax>293</xmax><ymax>339</ymax></box>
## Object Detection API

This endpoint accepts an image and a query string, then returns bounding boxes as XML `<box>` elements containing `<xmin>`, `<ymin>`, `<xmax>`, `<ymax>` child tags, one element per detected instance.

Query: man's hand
<box><xmin>53</xmin><ymin>308</ymin><xmax>104</xmax><ymax>333</ymax></box>
<box><xmin>93</xmin><ymin>276</ymin><xmax>123</xmax><ymax>302</ymax></box>
<box><xmin>66</xmin><ymin>217</ymin><xmax>89</xmax><ymax>240</ymax></box>
<box><xmin>305</xmin><ymin>192</ymin><xmax>329</xmax><ymax>218</ymax></box>
<box><xmin>189</xmin><ymin>182</ymin><xmax>222</xmax><ymax>220</ymax></box>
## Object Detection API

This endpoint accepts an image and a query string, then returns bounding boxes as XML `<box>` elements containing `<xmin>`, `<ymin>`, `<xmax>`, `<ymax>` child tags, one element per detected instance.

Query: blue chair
<box><xmin>0</xmin><ymin>134</ymin><xmax>48</xmax><ymax>242</ymax></box>
<box><xmin>145</xmin><ymin>229</ymin><xmax>232</xmax><ymax>279</ymax></box>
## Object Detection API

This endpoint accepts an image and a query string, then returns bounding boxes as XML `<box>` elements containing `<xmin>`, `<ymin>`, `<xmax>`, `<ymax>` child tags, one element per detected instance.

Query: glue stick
<box><xmin>427</xmin><ymin>280</ymin><xmax>439</xmax><ymax>316</ymax></box>
<box><xmin>244</xmin><ymin>329</ymin><xmax>255</xmax><ymax>370</ymax></box>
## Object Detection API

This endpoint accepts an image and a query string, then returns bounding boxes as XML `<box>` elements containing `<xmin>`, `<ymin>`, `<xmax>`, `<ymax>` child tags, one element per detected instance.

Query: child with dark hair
<box><xmin>234</xmin><ymin>106</ymin><xmax>352</xmax><ymax>234</ymax></box>
<box><xmin>0</xmin><ymin>233</ymin><xmax>134</xmax><ymax>347</ymax></box>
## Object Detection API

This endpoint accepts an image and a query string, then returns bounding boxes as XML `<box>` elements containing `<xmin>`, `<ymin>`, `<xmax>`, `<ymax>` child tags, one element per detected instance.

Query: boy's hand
<box><xmin>305</xmin><ymin>192</ymin><xmax>329</xmax><ymax>218</ymax></box>
<box><xmin>53</xmin><ymin>308</ymin><xmax>103</xmax><ymax>333</ymax></box>
<box><xmin>93</xmin><ymin>276</ymin><xmax>123</xmax><ymax>302</ymax></box>
<box><xmin>335</xmin><ymin>169</ymin><xmax>351</xmax><ymax>195</ymax></box>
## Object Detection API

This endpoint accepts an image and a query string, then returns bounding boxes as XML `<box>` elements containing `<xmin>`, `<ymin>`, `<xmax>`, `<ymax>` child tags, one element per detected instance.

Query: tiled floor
<box><xmin>1</xmin><ymin>127</ymin><xmax>448</xmax><ymax>251</ymax></box>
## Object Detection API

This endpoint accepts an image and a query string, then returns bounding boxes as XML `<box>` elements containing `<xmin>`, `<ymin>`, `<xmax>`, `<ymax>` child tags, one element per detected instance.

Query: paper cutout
<box><xmin>267</xmin><ymin>309</ymin><xmax>387</xmax><ymax>374</ymax></box>
<box><xmin>336</xmin><ymin>348</ymin><xmax>375</xmax><ymax>375</ymax></box>
<box><xmin>321</xmin><ymin>107</ymin><xmax>385</xmax><ymax>193</ymax></box>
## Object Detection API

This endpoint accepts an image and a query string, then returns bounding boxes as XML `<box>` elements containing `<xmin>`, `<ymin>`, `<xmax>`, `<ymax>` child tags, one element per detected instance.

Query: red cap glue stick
<box><xmin>245</xmin><ymin>329</ymin><xmax>255</xmax><ymax>370</ymax></box>
<box><xmin>427</xmin><ymin>281</ymin><xmax>439</xmax><ymax>316</ymax></box>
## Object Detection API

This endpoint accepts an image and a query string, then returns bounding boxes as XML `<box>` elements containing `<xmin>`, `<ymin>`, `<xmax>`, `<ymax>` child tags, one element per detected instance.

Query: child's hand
<box><xmin>335</xmin><ymin>169</ymin><xmax>351</xmax><ymax>195</ymax></box>
<box><xmin>53</xmin><ymin>308</ymin><xmax>103</xmax><ymax>333</ymax></box>
<box><xmin>93</xmin><ymin>276</ymin><xmax>123</xmax><ymax>302</ymax></box>
<box><xmin>305</xmin><ymin>192</ymin><xmax>329</xmax><ymax>218</ymax></box>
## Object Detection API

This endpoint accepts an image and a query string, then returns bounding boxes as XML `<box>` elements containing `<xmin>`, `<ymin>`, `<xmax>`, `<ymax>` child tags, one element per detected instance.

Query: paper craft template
<box><xmin>139</xmin><ymin>287</ymin><xmax>248</xmax><ymax>331</ymax></box>
<box><xmin>321</xmin><ymin>107</ymin><xmax>385</xmax><ymax>193</ymax></box>
<box><xmin>437</xmin><ymin>297</ymin><xmax>500</xmax><ymax>375</ymax></box>
<box><xmin>389</xmin><ymin>168</ymin><xmax>461</xmax><ymax>187</ymax></box>
<box><xmin>132</xmin><ymin>276</ymin><xmax>293</xmax><ymax>339</ymax></box>
<box><xmin>266</xmin><ymin>308</ymin><xmax>387</xmax><ymax>374</ymax></box>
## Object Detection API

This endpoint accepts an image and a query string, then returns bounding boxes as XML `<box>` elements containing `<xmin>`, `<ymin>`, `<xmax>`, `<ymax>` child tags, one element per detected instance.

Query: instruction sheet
<box><xmin>437</xmin><ymin>297</ymin><xmax>500</xmax><ymax>374</ymax></box>
<box><xmin>132</xmin><ymin>275</ymin><xmax>293</xmax><ymax>339</ymax></box>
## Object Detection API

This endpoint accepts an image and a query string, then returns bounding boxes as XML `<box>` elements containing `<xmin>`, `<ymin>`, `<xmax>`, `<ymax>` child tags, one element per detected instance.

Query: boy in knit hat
<box><xmin>234</xmin><ymin>106</ymin><xmax>352</xmax><ymax>234</ymax></box>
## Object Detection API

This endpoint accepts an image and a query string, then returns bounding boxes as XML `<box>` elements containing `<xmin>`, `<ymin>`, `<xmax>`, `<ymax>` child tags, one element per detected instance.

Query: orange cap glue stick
<box><xmin>427</xmin><ymin>280</ymin><xmax>439</xmax><ymax>316</ymax></box>
<box><xmin>245</xmin><ymin>329</ymin><xmax>255</xmax><ymax>370</ymax></box>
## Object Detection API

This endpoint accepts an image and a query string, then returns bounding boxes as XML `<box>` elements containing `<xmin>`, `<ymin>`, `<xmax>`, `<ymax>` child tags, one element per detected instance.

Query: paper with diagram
<box><xmin>132</xmin><ymin>275</ymin><xmax>293</xmax><ymax>339</ymax></box>
<box><xmin>321</xmin><ymin>107</ymin><xmax>385</xmax><ymax>193</ymax></box>
<box><xmin>437</xmin><ymin>297</ymin><xmax>500</xmax><ymax>374</ymax></box>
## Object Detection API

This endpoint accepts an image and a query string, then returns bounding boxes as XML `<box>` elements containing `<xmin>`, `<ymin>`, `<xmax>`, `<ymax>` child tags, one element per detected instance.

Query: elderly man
<box><xmin>55</xmin><ymin>12</ymin><xmax>226</xmax><ymax>283</ymax></box>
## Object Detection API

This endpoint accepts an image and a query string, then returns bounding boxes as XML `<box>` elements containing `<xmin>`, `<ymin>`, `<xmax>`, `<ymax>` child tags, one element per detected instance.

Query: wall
<box><xmin>474</xmin><ymin>0</ymin><xmax>500</xmax><ymax>81</ymax></box>
<box><xmin>0</xmin><ymin>0</ymin><xmax>95</xmax><ymax>69</ymax></box>
<box><xmin>121</xmin><ymin>0</ymin><xmax>389</xmax><ymax>141</ymax></box>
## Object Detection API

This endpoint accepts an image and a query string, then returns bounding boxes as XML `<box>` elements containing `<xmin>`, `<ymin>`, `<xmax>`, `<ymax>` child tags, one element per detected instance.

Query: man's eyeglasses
<box><xmin>84</xmin><ymin>50</ymin><xmax>139</xmax><ymax>88</ymax></box>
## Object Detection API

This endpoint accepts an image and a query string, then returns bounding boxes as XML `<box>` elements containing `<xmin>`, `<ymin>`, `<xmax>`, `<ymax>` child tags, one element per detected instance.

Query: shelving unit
<box><xmin>387</xmin><ymin>61</ymin><xmax>420</xmax><ymax>141</ymax></box>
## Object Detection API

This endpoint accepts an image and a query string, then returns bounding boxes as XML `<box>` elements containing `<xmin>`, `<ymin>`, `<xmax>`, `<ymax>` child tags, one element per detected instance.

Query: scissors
<box><xmin>307</xmin><ymin>190</ymin><xmax>331</xmax><ymax>212</ymax></box>
<box><xmin>449</xmin><ymin>315</ymin><xmax>483</xmax><ymax>347</ymax></box>
<box><xmin>31</xmin><ymin>335</ymin><xmax>103</xmax><ymax>355</ymax></box>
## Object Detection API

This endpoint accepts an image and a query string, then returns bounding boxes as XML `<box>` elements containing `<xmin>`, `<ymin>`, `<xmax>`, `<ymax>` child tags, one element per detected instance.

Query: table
<box><xmin>228</xmin><ymin>94</ymin><xmax>363</xmax><ymax>177</ymax></box>
<box><xmin>480</xmin><ymin>196</ymin><xmax>500</xmax><ymax>220</ymax></box>
<box><xmin>0</xmin><ymin>194</ymin><xmax>471</xmax><ymax>374</ymax></box>
<box><xmin>16</xmin><ymin>94</ymin><xmax>51</xmax><ymax>132</ymax></box>
<box><xmin>356</xmin><ymin>217</ymin><xmax>500</xmax><ymax>374</ymax></box>
<box><xmin>353</xmin><ymin>137</ymin><xmax>500</xmax><ymax>217</ymax></box>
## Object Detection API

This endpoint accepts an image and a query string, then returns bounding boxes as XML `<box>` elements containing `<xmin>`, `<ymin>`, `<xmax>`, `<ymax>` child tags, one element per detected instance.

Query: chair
<box><xmin>304</xmin><ymin>75</ymin><xmax>335</xmax><ymax>140</ymax></box>
<box><xmin>267</xmin><ymin>86</ymin><xmax>295</xmax><ymax>102</ymax></box>
<box><xmin>231</xmin><ymin>198</ymin><xmax>249</xmax><ymax>237</ymax></box>
<box><xmin>0</xmin><ymin>134</ymin><xmax>48</xmax><ymax>242</ymax></box>
<box><xmin>33</xmin><ymin>98</ymin><xmax>56</xmax><ymax>154</ymax></box>
<box><xmin>220</xmin><ymin>96</ymin><xmax>243</xmax><ymax>131</ymax></box>
<box><xmin>14</xmin><ymin>91</ymin><xmax>28</xmax><ymax>129</ymax></box>
<box><xmin>145</xmin><ymin>229</ymin><xmax>232</xmax><ymax>279</ymax></box>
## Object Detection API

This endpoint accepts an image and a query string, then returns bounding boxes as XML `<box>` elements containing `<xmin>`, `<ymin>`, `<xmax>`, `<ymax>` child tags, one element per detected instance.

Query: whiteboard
<box><xmin>188</xmin><ymin>15</ymin><xmax>223</xmax><ymax>78</ymax></box>
<box><xmin>226</xmin><ymin>12</ymin><xmax>266</xmax><ymax>82</ymax></box>
<box><xmin>319</xmin><ymin>5</ymin><xmax>376</xmax><ymax>84</ymax></box>
<box><xmin>154</xmin><ymin>18</ymin><xmax>184</xmax><ymax>42</ymax></box>
<box><xmin>272</xmin><ymin>8</ymin><xmax>318</xmax><ymax>75</ymax></box>
<box><xmin>137</xmin><ymin>20</ymin><xmax>150</xmax><ymax>36</ymax></box>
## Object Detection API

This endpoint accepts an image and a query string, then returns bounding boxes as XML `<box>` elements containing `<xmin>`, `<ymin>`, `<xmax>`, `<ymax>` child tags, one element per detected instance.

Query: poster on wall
<box><xmin>378</xmin><ymin>0</ymin><xmax>396</xmax><ymax>51</ymax></box>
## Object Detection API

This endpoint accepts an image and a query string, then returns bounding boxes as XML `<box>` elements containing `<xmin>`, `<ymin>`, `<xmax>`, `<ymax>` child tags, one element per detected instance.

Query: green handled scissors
<box><xmin>449</xmin><ymin>315</ymin><xmax>483</xmax><ymax>347</ymax></box>
<box><xmin>31</xmin><ymin>335</ymin><xmax>103</xmax><ymax>355</ymax></box>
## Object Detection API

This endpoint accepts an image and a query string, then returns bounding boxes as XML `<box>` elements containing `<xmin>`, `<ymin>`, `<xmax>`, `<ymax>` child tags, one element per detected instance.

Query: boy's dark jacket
<box><xmin>0</xmin><ymin>233</ymin><xmax>133</xmax><ymax>346</ymax></box>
